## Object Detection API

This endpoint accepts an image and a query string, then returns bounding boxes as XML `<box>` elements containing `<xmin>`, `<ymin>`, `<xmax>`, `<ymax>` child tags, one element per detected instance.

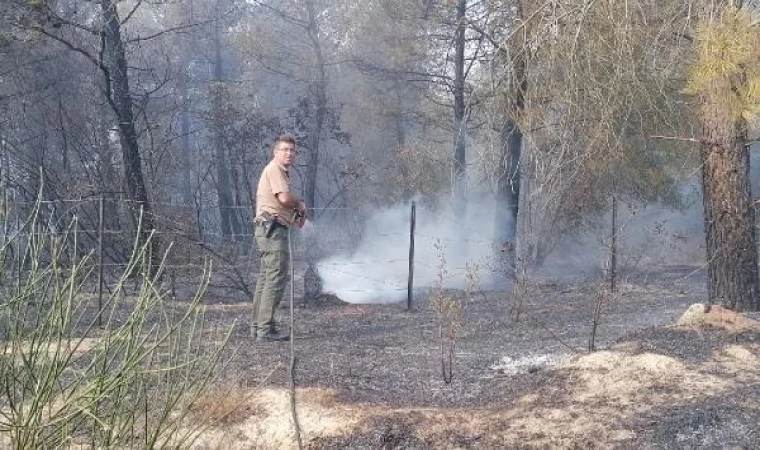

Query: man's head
<box><xmin>273</xmin><ymin>134</ymin><xmax>297</xmax><ymax>168</ymax></box>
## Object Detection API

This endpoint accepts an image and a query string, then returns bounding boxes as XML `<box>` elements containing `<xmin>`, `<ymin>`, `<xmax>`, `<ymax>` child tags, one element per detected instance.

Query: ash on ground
<box><xmin>489</xmin><ymin>353</ymin><xmax>571</xmax><ymax>376</ymax></box>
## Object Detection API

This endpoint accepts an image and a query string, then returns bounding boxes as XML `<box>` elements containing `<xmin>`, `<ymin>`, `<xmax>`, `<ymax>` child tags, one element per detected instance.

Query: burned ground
<box><xmin>187</xmin><ymin>269</ymin><xmax>759</xmax><ymax>449</ymax></box>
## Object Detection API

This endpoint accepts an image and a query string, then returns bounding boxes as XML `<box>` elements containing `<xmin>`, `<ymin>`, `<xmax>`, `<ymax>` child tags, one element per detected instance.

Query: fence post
<box><xmin>610</xmin><ymin>194</ymin><xmax>617</xmax><ymax>294</ymax></box>
<box><xmin>1</xmin><ymin>187</ymin><xmax>6</xmax><ymax>281</ymax></box>
<box><xmin>15</xmin><ymin>192</ymin><xmax>21</xmax><ymax>290</ymax></box>
<box><xmin>135</xmin><ymin>204</ymin><xmax>144</xmax><ymax>293</ymax></box>
<box><xmin>407</xmin><ymin>201</ymin><xmax>416</xmax><ymax>310</ymax></box>
<box><xmin>170</xmin><ymin>269</ymin><xmax>176</xmax><ymax>299</ymax></box>
<box><xmin>98</xmin><ymin>194</ymin><xmax>105</xmax><ymax>328</ymax></box>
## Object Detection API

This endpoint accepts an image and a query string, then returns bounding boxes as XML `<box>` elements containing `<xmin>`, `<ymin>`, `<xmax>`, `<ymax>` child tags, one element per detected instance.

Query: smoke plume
<box><xmin>316</xmin><ymin>198</ymin><xmax>499</xmax><ymax>304</ymax></box>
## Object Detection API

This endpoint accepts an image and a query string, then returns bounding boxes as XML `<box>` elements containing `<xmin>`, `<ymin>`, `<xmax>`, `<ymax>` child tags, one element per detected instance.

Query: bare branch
<box><xmin>125</xmin><ymin>21</ymin><xmax>207</xmax><ymax>44</ymax></box>
<box><xmin>28</xmin><ymin>25</ymin><xmax>115</xmax><ymax>114</ymax></box>
<box><xmin>120</xmin><ymin>0</ymin><xmax>144</xmax><ymax>26</ymax></box>
<box><xmin>649</xmin><ymin>135</ymin><xmax>700</xmax><ymax>143</ymax></box>
<box><xmin>250</xmin><ymin>0</ymin><xmax>309</xmax><ymax>29</ymax></box>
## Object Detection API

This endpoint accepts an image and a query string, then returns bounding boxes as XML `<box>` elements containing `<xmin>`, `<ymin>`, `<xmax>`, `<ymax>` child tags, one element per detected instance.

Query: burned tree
<box><xmin>17</xmin><ymin>0</ymin><xmax>160</xmax><ymax>260</ymax></box>
<box><xmin>99</xmin><ymin>0</ymin><xmax>157</xmax><ymax>257</ymax></box>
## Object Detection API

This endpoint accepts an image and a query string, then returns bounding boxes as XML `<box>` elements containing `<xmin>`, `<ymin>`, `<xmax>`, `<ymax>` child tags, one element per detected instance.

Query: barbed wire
<box><xmin>336</xmin><ymin>288</ymin><xmax>408</xmax><ymax>293</ymax></box>
<box><xmin>0</xmin><ymin>196</ymin><xmax>708</xmax><ymax>289</ymax></box>
<box><xmin>5</xmin><ymin>197</ymin><xmax>354</xmax><ymax>211</ymax></box>
<box><xmin>414</xmin><ymin>232</ymin><xmax>499</xmax><ymax>246</ymax></box>
<box><xmin>1</xmin><ymin>228</ymin><xmax>418</xmax><ymax>241</ymax></box>
<box><xmin>317</xmin><ymin>259</ymin><xmax>408</xmax><ymax>267</ymax></box>
<box><xmin>3</xmin><ymin>229</ymin><xmax>505</xmax><ymax>260</ymax></box>
<box><xmin>0</xmin><ymin>195</ymin><xmax>625</xmax><ymax>250</ymax></box>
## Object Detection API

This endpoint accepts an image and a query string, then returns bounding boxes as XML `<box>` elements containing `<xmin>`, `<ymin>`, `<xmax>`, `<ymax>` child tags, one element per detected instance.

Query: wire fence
<box><xmin>0</xmin><ymin>195</ymin><xmax>514</xmax><ymax>306</ymax></box>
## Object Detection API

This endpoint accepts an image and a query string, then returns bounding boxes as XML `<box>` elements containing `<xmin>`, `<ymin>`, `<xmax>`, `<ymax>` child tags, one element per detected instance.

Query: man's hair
<box><xmin>273</xmin><ymin>134</ymin><xmax>296</xmax><ymax>148</ymax></box>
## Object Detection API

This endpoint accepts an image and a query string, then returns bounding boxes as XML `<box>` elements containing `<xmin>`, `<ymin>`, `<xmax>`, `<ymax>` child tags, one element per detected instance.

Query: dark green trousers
<box><xmin>252</xmin><ymin>223</ymin><xmax>289</xmax><ymax>335</ymax></box>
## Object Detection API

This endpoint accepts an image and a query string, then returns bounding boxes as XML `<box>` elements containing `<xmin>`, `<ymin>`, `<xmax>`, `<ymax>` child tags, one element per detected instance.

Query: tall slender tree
<box><xmin>99</xmin><ymin>0</ymin><xmax>157</xmax><ymax>258</ymax></box>
<box><xmin>303</xmin><ymin>0</ymin><xmax>328</xmax><ymax>217</ymax></box>
<box><xmin>211</xmin><ymin>18</ymin><xmax>242</xmax><ymax>239</ymax></box>
<box><xmin>452</xmin><ymin>0</ymin><xmax>467</xmax><ymax>218</ymax></box>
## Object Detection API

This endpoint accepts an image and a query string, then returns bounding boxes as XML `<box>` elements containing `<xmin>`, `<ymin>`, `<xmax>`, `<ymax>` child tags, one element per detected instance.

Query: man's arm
<box><xmin>276</xmin><ymin>192</ymin><xmax>307</xmax><ymax>218</ymax></box>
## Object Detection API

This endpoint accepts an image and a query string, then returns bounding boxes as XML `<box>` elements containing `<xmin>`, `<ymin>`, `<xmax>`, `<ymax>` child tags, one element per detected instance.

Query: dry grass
<box><xmin>173</xmin><ymin>267</ymin><xmax>760</xmax><ymax>449</ymax></box>
<box><xmin>306</xmin><ymin>323</ymin><xmax>758</xmax><ymax>449</ymax></box>
<box><xmin>1</xmin><ymin>337</ymin><xmax>100</xmax><ymax>358</ymax></box>
<box><xmin>676</xmin><ymin>303</ymin><xmax>760</xmax><ymax>332</ymax></box>
<box><xmin>188</xmin><ymin>383</ymin><xmax>267</xmax><ymax>428</ymax></box>
<box><xmin>189</xmin><ymin>388</ymin><xmax>371</xmax><ymax>450</ymax></box>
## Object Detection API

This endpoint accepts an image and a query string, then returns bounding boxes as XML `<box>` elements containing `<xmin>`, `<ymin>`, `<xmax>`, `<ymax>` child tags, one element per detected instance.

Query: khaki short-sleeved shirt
<box><xmin>256</xmin><ymin>159</ymin><xmax>293</xmax><ymax>224</ymax></box>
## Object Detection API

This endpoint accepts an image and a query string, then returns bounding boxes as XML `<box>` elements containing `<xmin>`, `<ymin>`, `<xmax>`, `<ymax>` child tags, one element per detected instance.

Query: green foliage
<box><xmin>498</xmin><ymin>0</ymin><xmax>697</xmax><ymax>249</ymax></box>
<box><xmin>0</xmin><ymin>200</ymin><xmax>232</xmax><ymax>449</ymax></box>
<box><xmin>686</xmin><ymin>7</ymin><xmax>760</xmax><ymax>123</ymax></box>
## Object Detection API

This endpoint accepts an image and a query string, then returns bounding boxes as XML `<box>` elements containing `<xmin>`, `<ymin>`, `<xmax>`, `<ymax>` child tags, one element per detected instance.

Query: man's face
<box><xmin>274</xmin><ymin>141</ymin><xmax>297</xmax><ymax>167</ymax></box>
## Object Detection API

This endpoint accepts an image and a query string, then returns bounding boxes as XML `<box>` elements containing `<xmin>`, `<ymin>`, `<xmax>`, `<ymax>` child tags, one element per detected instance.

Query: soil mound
<box><xmin>676</xmin><ymin>303</ymin><xmax>760</xmax><ymax>332</ymax></box>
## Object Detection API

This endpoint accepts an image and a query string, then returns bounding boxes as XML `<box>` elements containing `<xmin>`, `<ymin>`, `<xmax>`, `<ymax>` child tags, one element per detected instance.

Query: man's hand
<box><xmin>295</xmin><ymin>215</ymin><xmax>306</xmax><ymax>229</ymax></box>
<box><xmin>295</xmin><ymin>201</ymin><xmax>307</xmax><ymax>228</ymax></box>
<box><xmin>297</xmin><ymin>200</ymin><xmax>307</xmax><ymax>218</ymax></box>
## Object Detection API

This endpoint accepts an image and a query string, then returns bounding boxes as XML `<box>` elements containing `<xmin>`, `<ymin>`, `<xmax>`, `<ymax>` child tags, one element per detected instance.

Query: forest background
<box><xmin>2</xmin><ymin>0</ymin><xmax>760</xmax><ymax>311</ymax></box>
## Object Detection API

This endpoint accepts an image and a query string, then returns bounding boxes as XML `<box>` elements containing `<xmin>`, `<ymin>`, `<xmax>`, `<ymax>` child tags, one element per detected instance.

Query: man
<box><xmin>252</xmin><ymin>134</ymin><xmax>307</xmax><ymax>341</ymax></box>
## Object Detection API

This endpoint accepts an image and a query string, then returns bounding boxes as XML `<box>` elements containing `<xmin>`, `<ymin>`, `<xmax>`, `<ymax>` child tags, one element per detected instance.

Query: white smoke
<box><xmin>316</xmin><ymin>197</ymin><xmax>499</xmax><ymax>304</ymax></box>
<box><xmin>314</xmin><ymin>193</ymin><xmax>706</xmax><ymax>304</ymax></box>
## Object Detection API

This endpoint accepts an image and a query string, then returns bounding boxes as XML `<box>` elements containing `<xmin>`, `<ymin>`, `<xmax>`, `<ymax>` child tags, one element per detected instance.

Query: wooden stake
<box><xmin>98</xmin><ymin>194</ymin><xmax>105</xmax><ymax>328</ymax></box>
<box><xmin>407</xmin><ymin>201</ymin><xmax>416</xmax><ymax>310</ymax></box>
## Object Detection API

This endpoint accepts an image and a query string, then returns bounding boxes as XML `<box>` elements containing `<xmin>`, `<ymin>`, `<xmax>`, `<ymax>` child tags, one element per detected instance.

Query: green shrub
<box><xmin>0</xmin><ymin>202</ymin><xmax>231</xmax><ymax>449</ymax></box>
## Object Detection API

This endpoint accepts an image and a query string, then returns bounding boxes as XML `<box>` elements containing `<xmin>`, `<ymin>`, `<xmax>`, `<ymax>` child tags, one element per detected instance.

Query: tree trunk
<box><xmin>394</xmin><ymin>78</ymin><xmax>413</xmax><ymax>199</ymax></box>
<box><xmin>495</xmin><ymin>1</ymin><xmax>527</xmax><ymax>271</ymax></box>
<box><xmin>394</xmin><ymin>78</ymin><xmax>406</xmax><ymax>149</ymax></box>
<box><xmin>495</xmin><ymin>118</ymin><xmax>521</xmax><ymax>241</ymax></box>
<box><xmin>100</xmin><ymin>0</ymin><xmax>158</xmax><ymax>263</ymax></box>
<box><xmin>57</xmin><ymin>92</ymin><xmax>69</xmax><ymax>172</ymax></box>
<box><xmin>304</xmin><ymin>84</ymin><xmax>325</xmax><ymax>217</ymax></box>
<box><xmin>304</xmin><ymin>1</ymin><xmax>327</xmax><ymax>217</ymax></box>
<box><xmin>610</xmin><ymin>194</ymin><xmax>617</xmax><ymax>293</ymax></box>
<box><xmin>179</xmin><ymin>58</ymin><xmax>194</xmax><ymax>209</ymax></box>
<box><xmin>212</xmin><ymin>20</ymin><xmax>241</xmax><ymax>239</ymax></box>
<box><xmin>700</xmin><ymin>95</ymin><xmax>760</xmax><ymax>311</ymax></box>
<box><xmin>452</xmin><ymin>0</ymin><xmax>467</xmax><ymax>218</ymax></box>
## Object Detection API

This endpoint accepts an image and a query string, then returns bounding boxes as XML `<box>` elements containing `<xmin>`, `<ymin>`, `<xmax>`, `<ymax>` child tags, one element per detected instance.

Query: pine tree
<box><xmin>687</xmin><ymin>5</ymin><xmax>760</xmax><ymax>311</ymax></box>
